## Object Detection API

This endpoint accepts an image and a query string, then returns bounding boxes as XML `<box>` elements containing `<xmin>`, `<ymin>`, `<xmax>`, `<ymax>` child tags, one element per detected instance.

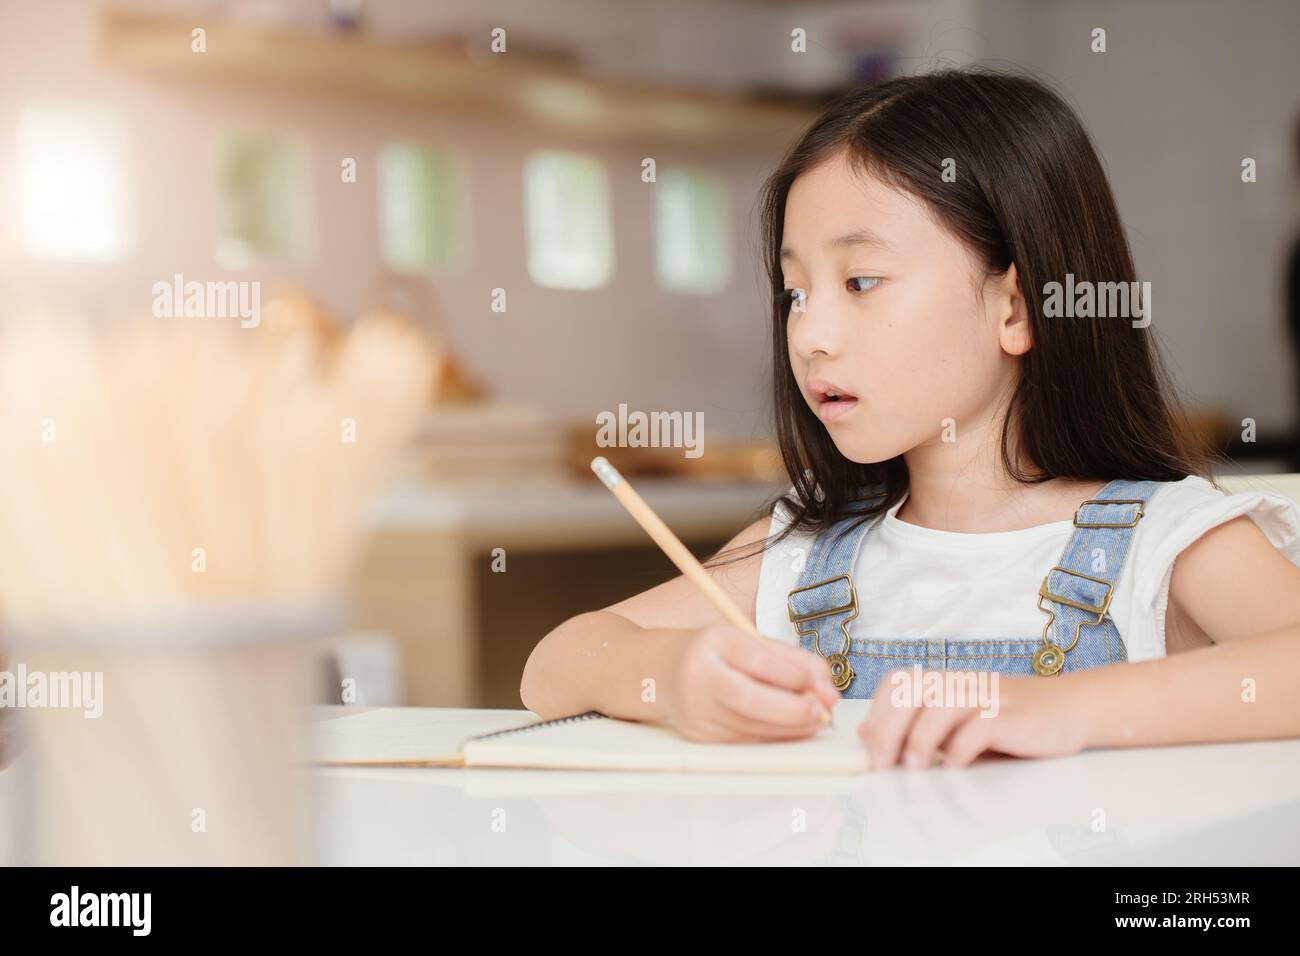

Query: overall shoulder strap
<box><xmin>785</xmin><ymin>488</ymin><xmax>885</xmax><ymax>657</ymax></box>
<box><xmin>1037</xmin><ymin>478</ymin><xmax>1159</xmax><ymax>657</ymax></box>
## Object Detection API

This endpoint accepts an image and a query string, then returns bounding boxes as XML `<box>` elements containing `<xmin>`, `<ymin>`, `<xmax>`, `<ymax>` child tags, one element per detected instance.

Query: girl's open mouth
<box><xmin>815</xmin><ymin>389</ymin><xmax>859</xmax><ymax>422</ymax></box>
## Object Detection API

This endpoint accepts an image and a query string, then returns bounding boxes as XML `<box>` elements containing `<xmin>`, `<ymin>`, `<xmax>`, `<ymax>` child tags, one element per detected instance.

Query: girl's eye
<box><xmin>847</xmin><ymin>277</ymin><xmax>881</xmax><ymax>294</ymax></box>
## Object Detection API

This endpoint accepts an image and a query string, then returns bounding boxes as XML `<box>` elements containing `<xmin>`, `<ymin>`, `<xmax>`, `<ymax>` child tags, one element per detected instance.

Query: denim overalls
<box><xmin>786</xmin><ymin>479</ymin><xmax>1156</xmax><ymax>697</ymax></box>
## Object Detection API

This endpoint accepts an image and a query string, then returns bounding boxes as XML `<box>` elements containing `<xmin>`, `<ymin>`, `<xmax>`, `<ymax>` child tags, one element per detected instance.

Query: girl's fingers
<box><xmin>902</xmin><ymin>704</ymin><xmax>974</xmax><ymax>769</ymax></box>
<box><xmin>860</xmin><ymin>669</ymin><xmax>926</xmax><ymax>769</ymax></box>
<box><xmin>713</xmin><ymin>663</ymin><xmax>828</xmax><ymax>732</ymax></box>
<box><xmin>715</xmin><ymin>683</ymin><xmax>828</xmax><ymax>741</ymax></box>
<box><xmin>940</xmin><ymin>716</ymin><xmax>995</xmax><ymax>767</ymax></box>
<box><xmin>720</xmin><ymin>630</ymin><xmax>839</xmax><ymax>708</ymax></box>
<box><xmin>712</xmin><ymin>701</ymin><xmax>824</xmax><ymax>742</ymax></box>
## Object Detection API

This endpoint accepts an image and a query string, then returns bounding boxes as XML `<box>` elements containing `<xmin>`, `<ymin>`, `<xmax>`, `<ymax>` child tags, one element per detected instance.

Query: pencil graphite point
<box><xmin>590</xmin><ymin>456</ymin><xmax>622</xmax><ymax>490</ymax></box>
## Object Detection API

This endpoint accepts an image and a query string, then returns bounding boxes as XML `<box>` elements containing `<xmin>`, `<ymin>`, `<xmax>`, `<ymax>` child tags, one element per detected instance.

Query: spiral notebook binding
<box><xmin>465</xmin><ymin>710</ymin><xmax>606</xmax><ymax>744</ymax></box>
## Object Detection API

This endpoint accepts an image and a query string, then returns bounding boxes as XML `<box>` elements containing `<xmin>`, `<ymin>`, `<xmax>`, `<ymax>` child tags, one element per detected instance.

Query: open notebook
<box><xmin>311</xmin><ymin>700</ymin><xmax>872</xmax><ymax>774</ymax></box>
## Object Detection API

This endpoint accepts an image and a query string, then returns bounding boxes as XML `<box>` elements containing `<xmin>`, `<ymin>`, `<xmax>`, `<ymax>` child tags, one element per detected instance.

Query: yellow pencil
<box><xmin>590</xmin><ymin>456</ymin><xmax>833</xmax><ymax>725</ymax></box>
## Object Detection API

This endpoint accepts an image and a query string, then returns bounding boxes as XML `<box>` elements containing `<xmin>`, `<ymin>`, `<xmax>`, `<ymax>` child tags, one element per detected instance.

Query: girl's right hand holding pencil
<box><xmin>659</xmin><ymin>622</ymin><xmax>839</xmax><ymax>743</ymax></box>
<box><xmin>553</xmin><ymin>459</ymin><xmax>837</xmax><ymax>742</ymax></box>
<box><xmin>521</xmin><ymin>607</ymin><xmax>840</xmax><ymax>744</ymax></box>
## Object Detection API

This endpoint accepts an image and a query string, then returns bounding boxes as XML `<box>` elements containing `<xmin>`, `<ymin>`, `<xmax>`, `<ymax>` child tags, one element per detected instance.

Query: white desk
<box><xmin>310</xmin><ymin>706</ymin><xmax>1300</xmax><ymax>866</ymax></box>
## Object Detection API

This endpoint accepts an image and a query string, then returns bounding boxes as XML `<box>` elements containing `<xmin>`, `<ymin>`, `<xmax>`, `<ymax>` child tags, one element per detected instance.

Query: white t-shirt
<box><xmin>755</xmin><ymin>475</ymin><xmax>1300</xmax><ymax>662</ymax></box>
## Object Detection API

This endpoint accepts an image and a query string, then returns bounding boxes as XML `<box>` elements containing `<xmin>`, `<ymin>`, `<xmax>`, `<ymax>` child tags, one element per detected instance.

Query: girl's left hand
<box><xmin>857</xmin><ymin>669</ymin><xmax>1093</xmax><ymax>769</ymax></box>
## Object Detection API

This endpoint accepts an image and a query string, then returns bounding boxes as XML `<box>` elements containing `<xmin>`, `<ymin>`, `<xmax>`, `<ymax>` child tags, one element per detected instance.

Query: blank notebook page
<box><xmin>461</xmin><ymin>699</ymin><xmax>873</xmax><ymax>774</ymax></box>
<box><xmin>311</xmin><ymin>708</ymin><xmax>536</xmax><ymax>766</ymax></box>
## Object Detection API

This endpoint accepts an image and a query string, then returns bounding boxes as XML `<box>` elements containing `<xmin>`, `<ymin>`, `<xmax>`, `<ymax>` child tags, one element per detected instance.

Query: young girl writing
<box><xmin>521</xmin><ymin>68</ymin><xmax>1300</xmax><ymax>769</ymax></box>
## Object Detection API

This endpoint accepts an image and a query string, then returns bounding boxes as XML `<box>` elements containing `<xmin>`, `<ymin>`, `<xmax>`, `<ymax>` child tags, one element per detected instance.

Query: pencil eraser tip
<box><xmin>590</xmin><ymin>457</ymin><xmax>622</xmax><ymax>489</ymax></box>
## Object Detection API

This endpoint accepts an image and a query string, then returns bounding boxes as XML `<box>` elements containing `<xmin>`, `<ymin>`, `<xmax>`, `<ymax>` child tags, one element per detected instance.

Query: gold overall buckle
<box><xmin>788</xmin><ymin>574</ymin><xmax>859</xmax><ymax>691</ymax></box>
<box><xmin>1034</xmin><ymin>567</ymin><xmax>1113</xmax><ymax>673</ymax></box>
<box><xmin>1073</xmin><ymin>498</ymin><xmax>1145</xmax><ymax>528</ymax></box>
<box><xmin>1038</xmin><ymin>566</ymin><xmax>1114</xmax><ymax>620</ymax></box>
<box><xmin>788</xmin><ymin>574</ymin><xmax>858</xmax><ymax>623</ymax></box>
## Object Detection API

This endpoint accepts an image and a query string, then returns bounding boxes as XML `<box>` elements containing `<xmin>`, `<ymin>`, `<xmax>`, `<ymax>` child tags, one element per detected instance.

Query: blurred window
<box><xmin>377</xmin><ymin>142</ymin><xmax>467</xmax><ymax>273</ymax></box>
<box><xmin>523</xmin><ymin>149</ymin><xmax>613</xmax><ymax>289</ymax></box>
<box><xmin>655</xmin><ymin>169</ymin><xmax>730</xmax><ymax>293</ymax></box>
<box><xmin>15</xmin><ymin>105</ymin><xmax>132</xmax><ymax>261</ymax></box>
<box><xmin>216</xmin><ymin>131</ymin><xmax>310</xmax><ymax>267</ymax></box>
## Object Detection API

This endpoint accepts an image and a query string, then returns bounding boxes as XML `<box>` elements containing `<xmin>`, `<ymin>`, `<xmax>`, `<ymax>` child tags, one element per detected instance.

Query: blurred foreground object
<box><xmin>0</xmin><ymin>310</ymin><xmax>435</xmax><ymax>864</ymax></box>
<box><xmin>363</xmin><ymin>272</ymin><xmax>486</xmax><ymax>404</ymax></box>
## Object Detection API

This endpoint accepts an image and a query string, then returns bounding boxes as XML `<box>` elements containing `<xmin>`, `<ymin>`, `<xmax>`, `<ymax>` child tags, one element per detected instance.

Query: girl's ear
<box><xmin>990</xmin><ymin>262</ymin><xmax>1032</xmax><ymax>356</ymax></box>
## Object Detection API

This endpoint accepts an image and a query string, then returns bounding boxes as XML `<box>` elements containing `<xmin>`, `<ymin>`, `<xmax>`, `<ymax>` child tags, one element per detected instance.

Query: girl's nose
<box><xmin>788</xmin><ymin>290</ymin><xmax>845</xmax><ymax>360</ymax></box>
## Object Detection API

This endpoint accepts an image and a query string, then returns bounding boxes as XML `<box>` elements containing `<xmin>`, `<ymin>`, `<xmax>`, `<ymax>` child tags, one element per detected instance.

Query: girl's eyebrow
<box><xmin>832</xmin><ymin>229</ymin><xmax>892</xmax><ymax>250</ymax></box>
<box><xmin>780</xmin><ymin>229</ymin><xmax>892</xmax><ymax>262</ymax></box>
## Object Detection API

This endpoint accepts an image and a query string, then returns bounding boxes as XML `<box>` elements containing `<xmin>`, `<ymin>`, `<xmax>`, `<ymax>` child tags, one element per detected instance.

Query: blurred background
<box><xmin>1</xmin><ymin>0</ymin><xmax>1297</xmax><ymax>709</ymax></box>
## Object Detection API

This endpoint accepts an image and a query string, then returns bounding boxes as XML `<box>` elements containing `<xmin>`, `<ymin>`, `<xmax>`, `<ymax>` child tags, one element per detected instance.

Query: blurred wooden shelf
<box><xmin>364</xmin><ymin>474</ymin><xmax>785</xmax><ymax>552</ymax></box>
<box><xmin>99</xmin><ymin>8</ymin><xmax>818</xmax><ymax>149</ymax></box>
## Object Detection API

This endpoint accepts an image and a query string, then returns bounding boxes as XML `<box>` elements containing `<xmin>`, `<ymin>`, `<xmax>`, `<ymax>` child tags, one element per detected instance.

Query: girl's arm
<box><xmin>1072</xmin><ymin>624</ymin><xmax>1300</xmax><ymax>748</ymax></box>
<box><xmin>1075</xmin><ymin>513</ymin><xmax>1300</xmax><ymax>747</ymax></box>
<box><xmin>519</xmin><ymin>516</ymin><xmax>839</xmax><ymax>740</ymax></box>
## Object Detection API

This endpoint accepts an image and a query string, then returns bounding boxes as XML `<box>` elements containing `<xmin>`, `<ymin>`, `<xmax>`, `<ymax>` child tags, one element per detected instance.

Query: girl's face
<box><xmin>782</xmin><ymin>150</ymin><xmax>1025</xmax><ymax>465</ymax></box>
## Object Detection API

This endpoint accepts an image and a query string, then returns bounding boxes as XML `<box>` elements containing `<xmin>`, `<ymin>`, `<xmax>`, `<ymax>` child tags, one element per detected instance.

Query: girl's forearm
<box><xmin>1069</xmin><ymin>626</ymin><xmax>1300</xmax><ymax>748</ymax></box>
<box><xmin>520</xmin><ymin>610</ymin><xmax>686</xmax><ymax>722</ymax></box>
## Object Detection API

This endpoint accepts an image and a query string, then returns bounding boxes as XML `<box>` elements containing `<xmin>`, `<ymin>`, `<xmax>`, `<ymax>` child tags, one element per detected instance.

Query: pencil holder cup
<box><xmin>10</xmin><ymin>602</ymin><xmax>340</xmax><ymax>866</ymax></box>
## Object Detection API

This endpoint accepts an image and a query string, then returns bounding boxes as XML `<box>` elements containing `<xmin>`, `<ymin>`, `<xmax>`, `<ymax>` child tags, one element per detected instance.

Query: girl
<box><xmin>521</xmin><ymin>68</ymin><xmax>1300</xmax><ymax>769</ymax></box>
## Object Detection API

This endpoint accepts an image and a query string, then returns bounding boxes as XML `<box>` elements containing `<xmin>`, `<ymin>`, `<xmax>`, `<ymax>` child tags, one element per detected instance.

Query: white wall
<box><xmin>975</xmin><ymin>0</ymin><xmax>1300</xmax><ymax>432</ymax></box>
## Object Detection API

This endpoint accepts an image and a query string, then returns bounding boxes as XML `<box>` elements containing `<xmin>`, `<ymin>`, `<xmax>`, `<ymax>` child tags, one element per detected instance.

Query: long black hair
<box><xmin>709</xmin><ymin>66</ymin><xmax>1214</xmax><ymax>568</ymax></box>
